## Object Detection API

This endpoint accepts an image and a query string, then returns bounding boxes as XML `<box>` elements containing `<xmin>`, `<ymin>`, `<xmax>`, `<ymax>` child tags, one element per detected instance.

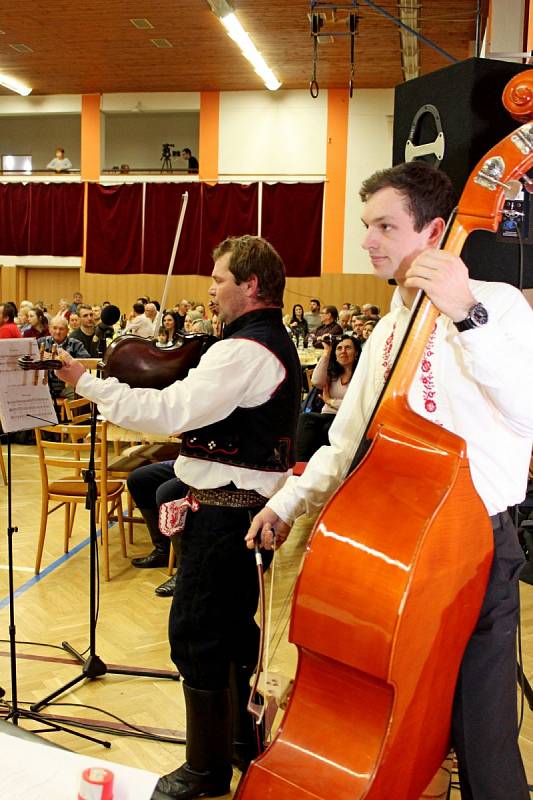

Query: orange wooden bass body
<box><xmin>237</xmin><ymin>69</ymin><xmax>533</xmax><ymax>800</ymax></box>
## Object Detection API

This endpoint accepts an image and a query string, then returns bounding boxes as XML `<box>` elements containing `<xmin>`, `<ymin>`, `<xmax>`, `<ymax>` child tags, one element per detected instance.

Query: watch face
<box><xmin>470</xmin><ymin>303</ymin><xmax>488</xmax><ymax>326</ymax></box>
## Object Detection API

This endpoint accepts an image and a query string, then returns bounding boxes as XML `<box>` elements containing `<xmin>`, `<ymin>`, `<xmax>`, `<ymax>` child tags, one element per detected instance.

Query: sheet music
<box><xmin>0</xmin><ymin>732</ymin><xmax>158</xmax><ymax>799</ymax></box>
<box><xmin>0</xmin><ymin>338</ymin><xmax>57</xmax><ymax>432</ymax></box>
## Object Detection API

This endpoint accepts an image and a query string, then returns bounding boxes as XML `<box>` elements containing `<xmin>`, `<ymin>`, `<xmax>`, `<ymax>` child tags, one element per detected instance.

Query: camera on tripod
<box><xmin>161</xmin><ymin>143</ymin><xmax>180</xmax><ymax>160</ymax></box>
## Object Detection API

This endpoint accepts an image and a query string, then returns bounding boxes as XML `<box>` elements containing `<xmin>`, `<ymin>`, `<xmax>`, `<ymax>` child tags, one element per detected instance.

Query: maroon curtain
<box><xmin>29</xmin><ymin>183</ymin><xmax>84</xmax><ymax>256</ymax></box>
<box><xmin>143</xmin><ymin>183</ymin><xmax>202</xmax><ymax>274</ymax></box>
<box><xmin>261</xmin><ymin>183</ymin><xmax>324</xmax><ymax>277</ymax></box>
<box><xmin>197</xmin><ymin>183</ymin><xmax>258</xmax><ymax>275</ymax></box>
<box><xmin>86</xmin><ymin>183</ymin><xmax>143</xmax><ymax>274</ymax></box>
<box><xmin>0</xmin><ymin>184</ymin><xmax>30</xmax><ymax>254</ymax></box>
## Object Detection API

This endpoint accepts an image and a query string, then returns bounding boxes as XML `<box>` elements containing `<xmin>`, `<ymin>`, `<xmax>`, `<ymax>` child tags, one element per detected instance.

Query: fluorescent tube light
<box><xmin>0</xmin><ymin>73</ymin><xmax>32</xmax><ymax>95</ymax></box>
<box><xmin>219</xmin><ymin>12</ymin><xmax>281</xmax><ymax>91</ymax></box>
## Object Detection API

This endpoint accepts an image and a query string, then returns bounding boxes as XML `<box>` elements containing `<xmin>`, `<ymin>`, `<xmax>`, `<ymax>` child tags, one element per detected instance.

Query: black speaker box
<box><xmin>393</xmin><ymin>58</ymin><xmax>533</xmax><ymax>288</ymax></box>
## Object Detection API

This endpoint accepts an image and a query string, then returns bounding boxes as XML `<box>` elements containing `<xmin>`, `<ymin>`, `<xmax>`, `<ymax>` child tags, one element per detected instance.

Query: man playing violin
<box><xmin>56</xmin><ymin>235</ymin><xmax>301</xmax><ymax>800</ymax></box>
<box><xmin>247</xmin><ymin>161</ymin><xmax>533</xmax><ymax>799</ymax></box>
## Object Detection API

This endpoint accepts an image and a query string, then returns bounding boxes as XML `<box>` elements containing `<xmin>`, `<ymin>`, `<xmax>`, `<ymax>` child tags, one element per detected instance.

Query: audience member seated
<box><xmin>144</xmin><ymin>302</ymin><xmax>158</xmax><ymax>335</ymax></box>
<box><xmin>125</xmin><ymin>302</ymin><xmax>154</xmax><ymax>338</ymax></box>
<box><xmin>56</xmin><ymin>298</ymin><xmax>70</xmax><ymax>320</ymax></box>
<box><xmin>296</xmin><ymin>333</ymin><xmax>361</xmax><ymax>460</ymax></box>
<box><xmin>23</xmin><ymin>307</ymin><xmax>49</xmax><ymax>339</ymax></box>
<box><xmin>46</xmin><ymin>147</ymin><xmax>72</xmax><ymax>173</ymax></box>
<box><xmin>158</xmin><ymin>311</ymin><xmax>182</xmax><ymax>346</ymax></box>
<box><xmin>339</xmin><ymin>309</ymin><xmax>352</xmax><ymax>331</ymax></box>
<box><xmin>304</xmin><ymin>298</ymin><xmax>321</xmax><ymax>333</ymax></box>
<box><xmin>38</xmin><ymin>317</ymin><xmax>90</xmax><ymax>400</ymax></box>
<box><xmin>350</xmin><ymin>314</ymin><xmax>366</xmax><ymax>339</ymax></box>
<box><xmin>289</xmin><ymin>304</ymin><xmax>308</xmax><ymax>343</ymax></box>
<box><xmin>15</xmin><ymin>305</ymin><xmax>31</xmax><ymax>333</ymax></box>
<box><xmin>69</xmin><ymin>312</ymin><xmax>80</xmax><ymax>331</ymax></box>
<box><xmin>211</xmin><ymin>313</ymin><xmax>222</xmax><ymax>338</ymax></box>
<box><xmin>92</xmin><ymin>304</ymin><xmax>102</xmax><ymax>323</ymax></box>
<box><xmin>0</xmin><ymin>302</ymin><xmax>22</xmax><ymax>339</ymax></box>
<box><xmin>191</xmin><ymin>318</ymin><xmax>213</xmax><ymax>335</ymax></box>
<box><xmin>361</xmin><ymin>318</ymin><xmax>378</xmax><ymax>342</ymax></box>
<box><xmin>68</xmin><ymin>304</ymin><xmax>99</xmax><ymax>356</ymax></box>
<box><xmin>361</xmin><ymin>303</ymin><xmax>381</xmax><ymax>320</ymax></box>
<box><xmin>69</xmin><ymin>291</ymin><xmax>83</xmax><ymax>313</ymax></box>
<box><xmin>314</xmin><ymin>305</ymin><xmax>343</xmax><ymax>348</ymax></box>
<box><xmin>184</xmin><ymin>310</ymin><xmax>203</xmax><ymax>333</ymax></box>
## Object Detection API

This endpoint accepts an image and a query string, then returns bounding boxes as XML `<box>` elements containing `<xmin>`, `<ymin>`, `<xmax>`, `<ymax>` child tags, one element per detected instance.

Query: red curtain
<box><xmin>29</xmin><ymin>183</ymin><xmax>84</xmax><ymax>256</ymax></box>
<box><xmin>197</xmin><ymin>183</ymin><xmax>259</xmax><ymax>275</ymax></box>
<box><xmin>142</xmin><ymin>183</ymin><xmax>202</xmax><ymax>274</ymax></box>
<box><xmin>261</xmin><ymin>183</ymin><xmax>324</xmax><ymax>277</ymax></box>
<box><xmin>0</xmin><ymin>184</ymin><xmax>30</xmax><ymax>254</ymax></box>
<box><xmin>86</xmin><ymin>183</ymin><xmax>143</xmax><ymax>274</ymax></box>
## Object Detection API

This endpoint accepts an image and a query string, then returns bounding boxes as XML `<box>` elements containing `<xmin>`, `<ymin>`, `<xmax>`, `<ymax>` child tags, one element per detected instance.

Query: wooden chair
<box><xmin>35</xmin><ymin>423</ymin><xmax>126</xmax><ymax>581</ymax></box>
<box><xmin>63</xmin><ymin>396</ymin><xmax>92</xmax><ymax>425</ymax></box>
<box><xmin>0</xmin><ymin>443</ymin><xmax>6</xmax><ymax>485</ymax></box>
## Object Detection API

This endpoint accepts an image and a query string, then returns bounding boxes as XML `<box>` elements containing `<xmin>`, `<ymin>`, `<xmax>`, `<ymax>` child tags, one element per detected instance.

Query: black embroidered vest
<box><xmin>180</xmin><ymin>308</ymin><xmax>301</xmax><ymax>472</ymax></box>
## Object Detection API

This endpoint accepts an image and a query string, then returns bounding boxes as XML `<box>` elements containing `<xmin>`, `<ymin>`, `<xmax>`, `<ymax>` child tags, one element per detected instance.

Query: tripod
<box><xmin>30</xmin><ymin>370</ymin><xmax>180</xmax><ymax>725</ymax></box>
<box><xmin>2</xmin><ymin>432</ymin><xmax>109</xmax><ymax>747</ymax></box>
<box><xmin>160</xmin><ymin>154</ymin><xmax>173</xmax><ymax>173</ymax></box>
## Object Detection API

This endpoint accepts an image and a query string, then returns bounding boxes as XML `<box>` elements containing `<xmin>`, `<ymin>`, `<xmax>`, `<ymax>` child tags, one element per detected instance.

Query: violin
<box><xmin>101</xmin><ymin>332</ymin><xmax>216</xmax><ymax>389</ymax></box>
<box><xmin>236</xmin><ymin>69</ymin><xmax>533</xmax><ymax>800</ymax></box>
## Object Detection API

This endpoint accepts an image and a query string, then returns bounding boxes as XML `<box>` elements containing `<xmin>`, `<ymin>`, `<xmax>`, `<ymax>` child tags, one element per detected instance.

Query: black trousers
<box><xmin>169</xmin><ymin>502</ymin><xmax>270</xmax><ymax>690</ymax></box>
<box><xmin>127</xmin><ymin>461</ymin><xmax>269</xmax><ymax>690</ymax></box>
<box><xmin>127</xmin><ymin>461</ymin><xmax>186</xmax><ymax>551</ymax></box>
<box><xmin>127</xmin><ymin>460</ymin><xmax>185</xmax><ymax>509</ymax></box>
<box><xmin>451</xmin><ymin>511</ymin><xmax>529</xmax><ymax>799</ymax></box>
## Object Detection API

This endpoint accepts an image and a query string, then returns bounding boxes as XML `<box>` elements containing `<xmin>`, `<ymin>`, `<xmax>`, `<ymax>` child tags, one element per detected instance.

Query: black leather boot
<box><xmin>151</xmin><ymin>684</ymin><xmax>233</xmax><ymax>800</ymax></box>
<box><xmin>155</xmin><ymin>573</ymin><xmax>177</xmax><ymax>596</ymax></box>
<box><xmin>131</xmin><ymin>508</ymin><xmax>170</xmax><ymax>568</ymax></box>
<box><xmin>229</xmin><ymin>663</ymin><xmax>262</xmax><ymax>773</ymax></box>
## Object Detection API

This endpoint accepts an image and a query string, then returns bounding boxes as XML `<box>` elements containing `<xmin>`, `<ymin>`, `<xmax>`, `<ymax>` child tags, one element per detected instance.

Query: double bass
<box><xmin>237</xmin><ymin>70</ymin><xmax>533</xmax><ymax>800</ymax></box>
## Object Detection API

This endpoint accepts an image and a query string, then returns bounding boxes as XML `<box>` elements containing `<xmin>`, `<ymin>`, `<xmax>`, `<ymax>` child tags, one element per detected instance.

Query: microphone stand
<box><xmin>29</xmin><ymin>335</ymin><xmax>181</xmax><ymax>741</ymax></box>
<box><xmin>2</xmin><ymin>431</ymin><xmax>109</xmax><ymax>747</ymax></box>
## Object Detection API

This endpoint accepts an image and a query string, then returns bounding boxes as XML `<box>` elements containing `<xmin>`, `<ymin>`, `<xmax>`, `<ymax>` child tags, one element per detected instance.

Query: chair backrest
<box><xmin>63</xmin><ymin>397</ymin><xmax>92</xmax><ymax>425</ymax></box>
<box><xmin>35</xmin><ymin>423</ymin><xmax>108</xmax><ymax>492</ymax></box>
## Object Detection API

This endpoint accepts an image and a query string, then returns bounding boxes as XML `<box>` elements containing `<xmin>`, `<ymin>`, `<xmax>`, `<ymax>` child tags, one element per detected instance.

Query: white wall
<box><xmin>103</xmin><ymin>112</ymin><xmax>199</xmax><ymax>170</ymax></box>
<box><xmin>218</xmin><ymin>90</ymin><xmax>328</xmax><ymax>176</ymax></box>
<box><xmin>343</xmin><ymin>89</ymin><xmax>394</xmax><ymax>274</ymax></box>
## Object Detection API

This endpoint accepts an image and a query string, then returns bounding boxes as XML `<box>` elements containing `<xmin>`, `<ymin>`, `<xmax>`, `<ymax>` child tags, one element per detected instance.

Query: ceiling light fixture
<box><xmin>0</xmin><ymin>73</ymin><xmax>32</xmax><ymax>95</ymax></box>
<box><xmin>207</xmin><ymin>0</ymin><xmax>281</xmax><ymax>91</ymax></box>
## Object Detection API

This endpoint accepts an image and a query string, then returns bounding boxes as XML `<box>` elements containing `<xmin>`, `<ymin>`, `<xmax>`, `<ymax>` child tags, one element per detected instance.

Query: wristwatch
<box><xmin>454</xmin><ymin>302</ymin><xmax>489</xmax><ymax>332</ymax></box>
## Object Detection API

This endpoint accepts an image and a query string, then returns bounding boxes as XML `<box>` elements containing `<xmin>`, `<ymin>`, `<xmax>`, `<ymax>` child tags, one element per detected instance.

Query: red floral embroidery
<box><xmin>420</xmin><ymin>324</ymin><xmax>438</xmax><ymax>415</ymax></box>
<box><xmin>382</xmin><ymin>320</ymin><xmax>440</xmax><ymax>419</ymax></box>
<box><xmin>382</xmin><ymin>323</ymin><xmax>396</xmax><ymax>381</ymax></box>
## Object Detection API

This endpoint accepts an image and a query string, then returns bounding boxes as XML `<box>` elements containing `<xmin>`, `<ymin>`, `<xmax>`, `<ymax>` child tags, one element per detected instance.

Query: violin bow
<box><xmin>154</xmin><ymin>191</ymin><xmax>189</xmax><ymax>332</ymax></box>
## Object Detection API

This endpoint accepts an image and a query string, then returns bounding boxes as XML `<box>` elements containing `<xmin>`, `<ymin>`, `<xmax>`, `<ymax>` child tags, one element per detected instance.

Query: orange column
<box><xmin>199</xmin><ymin>91</ymin><xmax>220</xmax><ymax>182</ymax></box>
<box><xmin>322</xmin><ymin>89</ymin><xmax>349</xmax><ymax>274</ymax></box>
<box><xmin>80</xmin><ymin>94</ymin><xmax>101</xmax><ymax>287</ymax></box>
<box><xmin>81</xmin><ymin>94</ymin><xmax>101</xmax><ymax>180</ymax></box>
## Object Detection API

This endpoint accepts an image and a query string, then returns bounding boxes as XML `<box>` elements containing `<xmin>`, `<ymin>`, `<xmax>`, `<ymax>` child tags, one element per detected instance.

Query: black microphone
<box><xmin>93</xmin><ymin>305</ymin><xmax>121</xmax><ymax>350</ymax></box>
<box><xmin>100</xmin><ymin>304</ymin><xmax>121</xmax><ymax>326</ymax></box>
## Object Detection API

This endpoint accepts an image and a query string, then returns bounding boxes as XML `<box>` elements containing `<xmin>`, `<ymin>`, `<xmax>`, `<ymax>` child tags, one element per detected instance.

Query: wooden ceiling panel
<box><xmin>0</xmin><ymin>1</ymin><xmax>484</xmax><ymax>95</ymax></box>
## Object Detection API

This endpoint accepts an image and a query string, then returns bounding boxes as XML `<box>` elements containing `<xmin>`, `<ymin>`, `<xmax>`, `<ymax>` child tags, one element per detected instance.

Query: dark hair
<box><xmin>359</xmin><ymin>161</ymin><xmax>455</xmax><ymax>232</ymax></box>
<box><xmin>327</xmin><ymin>334</ymin><xmax>361</xmax><ymax>381</ymax></box>
<box><xmin>137</xmin><ymin>296</ymin><xmax>149</xmax><ymax>305</ymax></box>
<box><xmin>30</xmin><ymin>307</ymin><xmax>47</xmax><ymax>329</ymax></box>
<box><xmin>133</xmin><ymin>302</ymin><xmax>145</xmax><ymax>314</ymax></box>
<box><xmin>213</xmin><ymin>235</ymin><xmax>286</xmax><ymax>307</ymax></box>
<box><xmin>322</xmin><ymin>305</ymin><xmax>339</xmax><ymax>321</ymax></box>
<box><xmin>162</xmin><ymin>311</ymin><xmax>181</xmax><ymax>342</ymax></box>
<box><xmin>2</xmin><ymin>302</ymin><xmax>16</xmax><ymax>322</ymax></box>
<box><xmin>152</xmin><ymin>300</ymin><xmax>161</xmax><ymax>311</ymax></box>
<box><xmin>291</xmin><ymin>304</ymin><xmax>305</xmax><ymax>321</ymax></box>
<box><xmin>311</xmin><ymin>298</ymin><xmax>320</xmax><ymax>306</ymax></box>
<box><xmin>182</xmin><ymin>148</ymin><xmax>191</xmax><ymax>156</ymax></box>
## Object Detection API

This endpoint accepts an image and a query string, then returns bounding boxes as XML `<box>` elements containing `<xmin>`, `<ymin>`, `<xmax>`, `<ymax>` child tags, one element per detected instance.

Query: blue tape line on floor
<box><xmin>0</xmin><ymin>530</ymin><xmax>102</xmax><ymax>609</ymax></box>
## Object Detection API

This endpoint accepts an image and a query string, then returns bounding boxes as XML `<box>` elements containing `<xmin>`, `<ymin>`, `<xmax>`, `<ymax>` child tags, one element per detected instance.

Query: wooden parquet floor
<box><xmin>1</xmin><ymin>441</ymin><xmax>532</xmax><ymax>798</ymax></box>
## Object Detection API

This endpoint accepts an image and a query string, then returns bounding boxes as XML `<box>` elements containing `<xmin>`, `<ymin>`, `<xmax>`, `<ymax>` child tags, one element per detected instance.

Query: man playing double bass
<box><xmin>56</xmin><ymin>235</ymin><xmax>301</xmax><ymax>800</ymax></box>
<box><xmin>248</xmin><ymin>161</ymin><xmax>533</xmax><ymax>799</ymax></box>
